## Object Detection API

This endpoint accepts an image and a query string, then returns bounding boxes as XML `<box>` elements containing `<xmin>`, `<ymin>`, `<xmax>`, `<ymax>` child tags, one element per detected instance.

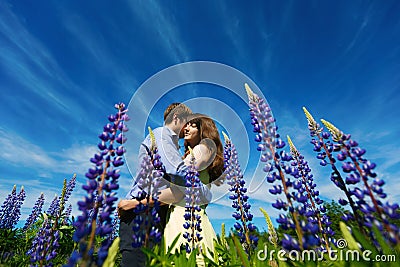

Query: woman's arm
<box><xmin>184</xmin><ymin>142</ymin><xmax>215</xmax><ymax>171</ymax></box>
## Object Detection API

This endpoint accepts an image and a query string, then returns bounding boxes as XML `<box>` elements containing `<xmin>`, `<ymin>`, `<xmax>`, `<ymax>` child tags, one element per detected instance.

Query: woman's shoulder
<box><xmin>193</xmin><ymin>143</ymin><xmax>210</xmax><ymax>153</ymax></box>
<box><xmin>199</xmin><ymin>139</ymin><xmax>216</xmax><ymax>152</ymax></box>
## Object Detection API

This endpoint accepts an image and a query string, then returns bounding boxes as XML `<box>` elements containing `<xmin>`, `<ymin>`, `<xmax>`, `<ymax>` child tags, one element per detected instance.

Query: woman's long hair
<box><xmin>183</xmin><ymin>114</ymin><xmax>224</xmax><ymax>183</ymax></box>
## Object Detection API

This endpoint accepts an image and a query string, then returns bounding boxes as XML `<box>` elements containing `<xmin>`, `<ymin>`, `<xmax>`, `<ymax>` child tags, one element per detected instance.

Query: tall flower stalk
<box><xmin>245</xmin><ymin>83</ymin><xmax>304</xmax><ymax>250</ymax></box>
<box><xmin>321</xmin><ymin>119</ymin><xmax>400</xmax><ymax>245</ymax></box>
<box><xmin>27</xmin><ymin>175</ymin><xmax>76</xmax><ymax>266</ymax></box>
<box><xmin>0</xmin><ymin>185</ymin><xmax>26</xmax><ymax>229</ymax></box>
<box><xmin>131</xmin><ymin>127</ymin><xmax>164</xmax><ymax>248</ymax></box>
<box><xmin>23</xmin><ymin>192</ymin><xmax>45</xmax><ymax>231</ymax></box>
<box><xmin>303</xmin><ymin>107</ymin><xmax>365</xmax><ymax>233</ymax></box>
<box><xmin>66</xmin><ymin>103</ymin><xmax>128</xmax><ymax>267</ymax></box>
<box><xmin>287</xmin><ymin>135</ymin><xmax>334</xmax><ymax>252</ymax></box>
<box><xmin>47</xmin><ymin>194</ymin><xmax>60</xmax><ymax>218</ymax></box>
<box><xmin>223</xmin><ymin>132</ymin><xmax>258</xmax><ymax>254</ymax></box>
<box><xmin>26</xmin><ymin>213</ymin><xmax>61</xmax><ymax>266</ymax></box>
<box><xmin>183</xmin><ymin>147</ymin><xmax>203</xmax><ymax>253</ymax></box>
<box><xmin>62</xmin><ymin>204</ymin><xmax>73</xmax><ymax>225</ymax></box>
<box><xmin>259</xmin><ymin>207</ymin><xmax>278</xmax><ymax>248</ymax></box>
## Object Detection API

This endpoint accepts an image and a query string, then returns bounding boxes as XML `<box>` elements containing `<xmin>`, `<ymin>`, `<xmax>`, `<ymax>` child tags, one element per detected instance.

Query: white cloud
<box><xmin>126</xmin><ymin>0</ymin><xmax>189</xmax><ymax>62</ymax></box>
<box><xmin>0</xmin><ymin>2</ymin><xmax>100</xmax><ymax>122</ymax></box>
<box><xmin>60</xmin><ymin>11</ymin><xmax>140</xmax><ymax>95</ymax></box>
<box><xmin>0</xmin><ymin>128</ymin><xmax>56</xmax><ymax>169</ymax></box>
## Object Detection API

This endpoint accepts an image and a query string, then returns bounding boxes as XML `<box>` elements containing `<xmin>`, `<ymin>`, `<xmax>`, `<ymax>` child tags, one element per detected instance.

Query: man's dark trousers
<box><xmin>119</xmin><ymin>205</ymin><xmax>169</xmax><ymax>267</ymax></box>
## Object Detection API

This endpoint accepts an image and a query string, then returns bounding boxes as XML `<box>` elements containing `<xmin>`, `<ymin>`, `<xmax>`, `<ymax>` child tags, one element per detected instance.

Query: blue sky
<box><xmin>1</xmin><ymin>1</ymin><xmax>400</xmax><ymax>233</ymax></box>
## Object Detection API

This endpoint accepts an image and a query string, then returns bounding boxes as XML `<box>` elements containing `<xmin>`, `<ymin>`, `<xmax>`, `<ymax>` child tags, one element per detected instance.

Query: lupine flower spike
<box><xmin>131</xmin><ymin>127</ymin><xmax>164</xmax><ymax>248</ymax></box>
<box><xmin>108</xmin><ymin>210</ymin><xmax>120</xmax><ymax>242</ymax></box>
<box><xmin>287</xmin><ymin>135</ymin><xmax>334</xmax><ymax>252</ymax></box>
<box><xmin>245</xmin><ymin>83</ymin><xmax>304</xmax><ymax>250</ymax></box>
<box><xmin>51</xmin><ymin>175</ymin><xmax>76</xmax><ymax>223</ymax></box>
<box><xmin>63</xmin><ymin>204</ymin><xmax>73</xmax><ymax>225</ymax></box>
<box><xmin>47</xmin><ymin>193</ymin><xmax>59</xmax><ymax>218</ymax></box>
<box><xmin>27</xmin><ymin>175</ymin><xmax>76</xmax><ymax>265</ymax></box>
<box><xmin>66</xmin><ymin>103</ymin><xmax>129</xmax><ymax>267</ymax></box>
<box><xmin>0</xmin><ymin>185</ymin><xmax>26</xmax><ymax>229</ymax></box>
<box><xmin>27</xmin><ymin>213</ymin><xmax>61</xmax><ymax>265</ymax></box>
<box><xmin>321</xmin><ymin>119</ymin><xmax>400</xmax><ymax>245</ymax></box>
<box><xmin>183</xmin><ymin>146</ymin><xmax>203</xmax><ymax>253</ymax></box>
<box><xmin>259</xmin><ymin>207</ymin><xmax>278</xmax><ymax>247</ymax></box>
<box><xmin>259</xmin><ymin>207</ymin><xmax>279</xmax><ymax>267</ymax></box>
<box><xmin>23</xmin><ymin>192</ymin><xmax>45</xmax><ymax>231</ymax></box>
<box><xmin>223</xmin><ymin>131</ymin><xmax>258</xmax><ymax>254</ymax></box>
<box><xmin>61</xmin><ymin>175</ymin><xmax>77</xmax><ymax>215</ymax></box>
<box><xmin>0</xmin><ymin>185</ymin><xmax>17</xmax><ymax>229</ymax></box>
<box><xmin>303</xmin><ymin>107</ymin><xmax>366</xmax><ymax>232</ymax></box>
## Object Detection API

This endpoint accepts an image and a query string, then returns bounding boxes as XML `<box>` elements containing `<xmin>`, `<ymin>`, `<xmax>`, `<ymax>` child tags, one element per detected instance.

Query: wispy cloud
<box><xmin>217</xmin><ymin>2</ymin><xmax>245</xmax><ymax>64</ymax></box>
<box><xmin>59</xmin><ymin>11</ymin><xmax>139</xmax><ymax>96</ymax></box>
<box><xmin>0</xmin><ymin>2</ymin><xmax>104</xmax><ymax>141</ymax></box>
<box><xmin>0</xmin><ymin>127</ymin><xmax>56</xmax><ymax>169</ymax></box>
<box><xmin>0</xmin><ymin>127</ymin><xmax>101</xmax><ymax>174</ymax></box>
<box><xmin>126</xmin><ymin>0</ymin><xmax>189</xmax><ymax>62</ymax></box>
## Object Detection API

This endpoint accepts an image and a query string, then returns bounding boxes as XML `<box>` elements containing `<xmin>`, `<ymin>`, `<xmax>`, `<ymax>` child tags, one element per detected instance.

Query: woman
<box><xmin>163</xmin><ymin>114</ymin><xmax>224</xmax><ymax>264</ymax></box>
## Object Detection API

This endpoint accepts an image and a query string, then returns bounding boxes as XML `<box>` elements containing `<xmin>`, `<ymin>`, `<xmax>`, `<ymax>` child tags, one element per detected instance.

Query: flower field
<box><xmin>1</xmin><ymin>85</ymin><xmax>399</xmax><ymax>266</ymax></box>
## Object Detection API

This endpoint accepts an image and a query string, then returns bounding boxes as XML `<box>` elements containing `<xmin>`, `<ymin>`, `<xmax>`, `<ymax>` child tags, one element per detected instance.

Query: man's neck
<box><xmin>164</xmin><ymin>123</ymin><xmax>178</xmax><ymax>135</ymax></box>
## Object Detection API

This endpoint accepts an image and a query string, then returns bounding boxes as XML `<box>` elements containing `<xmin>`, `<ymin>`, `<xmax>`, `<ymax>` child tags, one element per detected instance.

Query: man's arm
<box><xmin>118</xmin><ymin>187</ymin><xmax>184</xmax><ymax>214</ymax></box>
<box><xmin>158</xmin><ymin>138</ymin><xmax>212</xmax><ymax>203</ymax></box>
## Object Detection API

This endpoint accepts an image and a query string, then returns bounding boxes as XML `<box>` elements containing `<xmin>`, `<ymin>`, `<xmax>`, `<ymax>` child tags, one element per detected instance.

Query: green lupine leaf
<box><xmin>371</xmin><ymin>225</ymin><xmax>395</xmax><ymax>256</ymax></box>
<box><xmin>166</xmin><ymin>233</ymin><xmax>181</xmax><ymax>255</ymax></box>
<box><xmin>351</xmin><ymin>226</ymin><xmax>378</xmax><ymax>255</ymax></box>
<box><xmin>102</xmin><ymin>237</ymin><xmax>120</xmax><ymax>267</ymax></box>
<box><xmin>339</xmin><ymin>222</ymin><xmax>360</xmax><ymax>251</ymax></box>
<box><xmin>231</xmin><ymin>234</ymin><xmax>250</xmax><ymax>267</ymax></box>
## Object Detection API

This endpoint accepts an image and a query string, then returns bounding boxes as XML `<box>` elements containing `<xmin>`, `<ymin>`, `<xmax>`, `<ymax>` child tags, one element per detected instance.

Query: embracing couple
<box><xmin>118</xmin><ymin>103</ymin><xmax>224</xmax><ymax>266</ymax></box>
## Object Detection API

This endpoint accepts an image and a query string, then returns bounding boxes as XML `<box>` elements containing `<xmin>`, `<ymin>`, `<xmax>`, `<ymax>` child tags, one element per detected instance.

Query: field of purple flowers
<box><xmin>0</xmin><ymin>85</ymin><xmax>399</xmax><ymax>266</ymax></box>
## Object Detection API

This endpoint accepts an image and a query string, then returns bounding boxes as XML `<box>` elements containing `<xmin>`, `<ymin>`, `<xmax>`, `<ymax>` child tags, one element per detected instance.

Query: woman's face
<box><xmin>184</xmin><ymin>122</ymin><xmax>201</xmax><ymax>146</ymax></box>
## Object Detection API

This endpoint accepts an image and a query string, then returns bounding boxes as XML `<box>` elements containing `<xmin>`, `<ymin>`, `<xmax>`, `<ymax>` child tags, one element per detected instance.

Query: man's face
<box><xmin>177</xmin><ymin>116</ymin><xmax>188</xmax><ymax>138</ymax></box>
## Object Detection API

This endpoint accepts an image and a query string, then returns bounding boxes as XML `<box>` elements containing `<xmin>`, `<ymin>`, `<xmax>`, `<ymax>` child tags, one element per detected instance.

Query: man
<box><xmin>118</xmin><ymin>103</ymin><xmax>212</xmax><ymax>267</ymax></box>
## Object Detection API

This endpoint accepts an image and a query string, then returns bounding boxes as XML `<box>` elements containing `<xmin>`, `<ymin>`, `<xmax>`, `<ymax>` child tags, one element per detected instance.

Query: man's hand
<box><xmin>117</xmin><ymin>199</ymin><xmax>138</xmax><ymax>217</ymax></box>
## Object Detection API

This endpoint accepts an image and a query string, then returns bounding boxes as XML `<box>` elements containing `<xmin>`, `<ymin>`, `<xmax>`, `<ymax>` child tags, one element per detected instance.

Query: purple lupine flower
<box><xmin>48</xmin><ymin>175</ymin><xmax>77</xmax><ymax>222</ymax></box>
<box><xmin>47</xmin><ymin>194</ymin><xmax>60</xmax><ymax>218</ymax></box>
<box><xmin>245</xmin><ymin>84</ymin><xmax>307</xmax><ymax>250</ymax></box>
<box><xmin>0</xmin><ymin>185</ymin><xmax>17</xmax><ymax>229</ymax></box>
<box><xmin>26</xmin><ymin>176</ymin><xmax>76</xmax><ymax>265</ymax></box>
<box><xmin>223</xmin><ymin>132</ymin><xmax>258</xmax><ymax>253</ymax></box>
<box><xmin>321</xmin><ymin>119</ymin><xmax>400</xmax><ymax>245</ymax></box>
<box><xmin>63</xmin><ymin>174</ymin><xmax>77</xmax><ymax>205</ymax></box>
<box><xmin>131</xmin><ymin>128</ymin><xmax>164</xmax><ymax>248</ymax></box>
<box><xmin>287</xmin><ymin>136</ymin><xmax>335</xmax><ymax>252</ymax></box>
<box><xmin>66</xmin><ymin>103</ymin><xmax>129</xmax><ymax>267</ymax></box>
<box><xmin>62</xmin><ymin>204</ymin><xmax>73</xmax><ymax>225</ymax></box>
<box><xmin>0</xmin><ymin>186</ymin><xmax>26</xmax><ymax>229</ymax></box>
<box><xmin>108</xmin><ymin>209</ymin><xmax>120</xmax><ymax>242</ymax></box>
<box><xmin>23</xmin><ymin>192</ymin><xmax>45</xmax><ymax>231</ymax></box>
<box><xmin>26</xmin><ymin>214</ymin><xmax>60</xmax><ymax>265</ymax></box>
<box><xmin>182</xmin><ymin>147</ymin><xmax>203</xmax><ymax>253</ymax></box>
<box><xmin>303</xmin><ymin>107</ymin><xmax>366</xmax><ymax>234</ymax></box>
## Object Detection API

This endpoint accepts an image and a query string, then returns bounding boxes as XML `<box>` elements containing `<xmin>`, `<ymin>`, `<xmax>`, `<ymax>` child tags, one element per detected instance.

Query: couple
<box><xmin>118</xmin><ymin>103</ymin><xmax>224</xmax><ymax>266</ymax></box>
